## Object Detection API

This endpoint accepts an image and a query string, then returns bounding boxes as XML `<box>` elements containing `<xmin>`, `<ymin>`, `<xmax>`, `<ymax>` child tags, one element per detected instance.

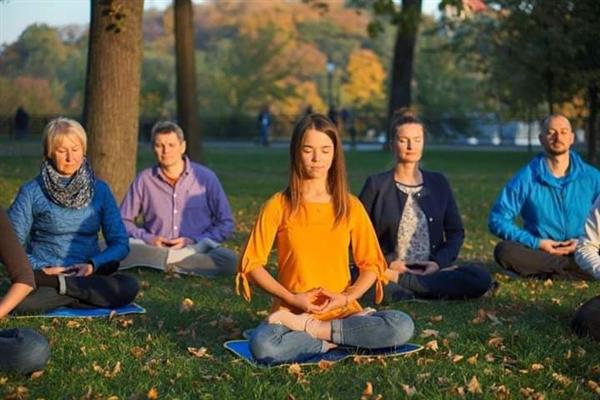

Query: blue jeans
<box><xmin>249</xmin><ymin>310</ymin><xmax>414</xmax><ymax>365</ymax></box>
<box><xmin>0</xmin><ymin>328</ymin><xmax>50</xmax><ymax>374</ymax></box>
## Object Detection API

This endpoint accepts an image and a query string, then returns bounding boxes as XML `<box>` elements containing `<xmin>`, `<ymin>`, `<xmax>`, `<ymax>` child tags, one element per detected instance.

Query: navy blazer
<box><xmin>358</xmin><ymin>169</ymin><xmax>465</xmax><ymax>268</ymax></box>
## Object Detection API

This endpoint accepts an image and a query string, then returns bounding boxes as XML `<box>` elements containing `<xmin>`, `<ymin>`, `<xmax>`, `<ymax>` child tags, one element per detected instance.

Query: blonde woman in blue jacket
<box><xmin>8</xmin><ymin>117</ymin><xmax>138</xmax><ymax>313</ymax></box>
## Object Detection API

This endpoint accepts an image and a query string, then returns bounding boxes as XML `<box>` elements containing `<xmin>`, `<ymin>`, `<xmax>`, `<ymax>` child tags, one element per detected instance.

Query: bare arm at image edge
<box><xmin>575</xmin><ymin>198</ymin><xmax>600</xmax><ymax>280</ymax></box>
<box><xmin>0</xmin><ymin>207</ymin><xmax>35</xmax><ymax>318</ymax></box>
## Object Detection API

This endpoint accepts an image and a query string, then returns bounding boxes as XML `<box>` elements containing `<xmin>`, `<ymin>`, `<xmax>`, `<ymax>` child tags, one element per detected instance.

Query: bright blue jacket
<box><xmin>8</xmin><ymin>176</ymin><xmax>129</xmax><ymax>270</ymax></box>
<box><xmin>488</xmin><ymin>151</ymin><xmax>600</xmax><ymax>249</ymax></box>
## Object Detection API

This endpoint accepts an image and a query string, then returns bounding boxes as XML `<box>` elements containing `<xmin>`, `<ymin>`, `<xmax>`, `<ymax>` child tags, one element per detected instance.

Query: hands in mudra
<box><xmin>288</xmin><ymin>288</ymin><xmax>350</xmax><ymax>315</ymax></box>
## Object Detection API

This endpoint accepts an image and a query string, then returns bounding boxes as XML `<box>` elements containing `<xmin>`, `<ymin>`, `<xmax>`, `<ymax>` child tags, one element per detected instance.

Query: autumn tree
<box><xmin>342</xmin><ymin>49</ymin><xmax>386</xmax><ymax>109</ymax></box>
<box><xmin>174</xmin><ymin>0</ymin><xmax>201</xmax><ymax>161</ymax></box>
<box><xmin>83</xmin><ymin>0</ymin><xmax>144</xmax><ymax>201</ymax></box>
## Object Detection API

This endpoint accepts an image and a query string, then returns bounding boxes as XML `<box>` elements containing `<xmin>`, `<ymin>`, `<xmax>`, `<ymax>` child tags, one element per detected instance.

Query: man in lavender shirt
<box><xmin>119</xmin><ymin>121</ymin><xmax>237</xmax><ymax>276</ymax></box>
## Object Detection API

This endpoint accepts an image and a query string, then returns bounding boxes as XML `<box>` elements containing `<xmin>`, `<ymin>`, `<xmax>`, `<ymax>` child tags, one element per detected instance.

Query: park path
<box><xmin>0</xmin><ymin>139</ymin><xmax>541</xmax><ymax>157</ymax></box>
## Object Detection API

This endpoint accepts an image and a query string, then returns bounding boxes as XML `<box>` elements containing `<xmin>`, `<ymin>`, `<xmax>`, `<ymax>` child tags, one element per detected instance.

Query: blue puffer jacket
<box><xmin>488</xmin><ymin>151</ymin><xmax>600</xmax><ymax>249</ymax></box>
<box><xmin>8</xmin><ymin>176</ymin><xmax>129</xmax><ymax>270</ymax></box>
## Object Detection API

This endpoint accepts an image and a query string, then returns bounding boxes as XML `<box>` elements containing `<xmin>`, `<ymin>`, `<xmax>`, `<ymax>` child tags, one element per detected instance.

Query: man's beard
<box><xmin>546</xmin><ymin>143</ymin><xmax>569</xmax><ymax>156</ymax></box>
<box><xmin>546</xmin><ymin>146</ymin><xmax>569</xmax><ymax>156</ymax></box>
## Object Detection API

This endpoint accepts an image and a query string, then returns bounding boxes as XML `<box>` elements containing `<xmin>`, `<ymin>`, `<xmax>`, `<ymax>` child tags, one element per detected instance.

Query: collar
<box><xmin>534</xmin><ymin>150</ymin><xmax>581</xmax><ymax>187</ymax></box>
<box><xmin>153</xmin><ymin>155</ymin><xmax>191</xmax><ymax>182</ymax></box>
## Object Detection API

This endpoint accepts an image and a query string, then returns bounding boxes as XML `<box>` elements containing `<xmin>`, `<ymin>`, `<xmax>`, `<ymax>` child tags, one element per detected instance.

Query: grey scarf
<box><xmin>40</xmin><ymin>159</ymin><xmax>95</xmax><ymax>209</ymax></box>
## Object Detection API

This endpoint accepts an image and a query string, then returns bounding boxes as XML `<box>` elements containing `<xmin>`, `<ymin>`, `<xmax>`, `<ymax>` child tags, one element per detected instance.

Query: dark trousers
<box><xmin>572</xmin><ymin>296</ymin><xmax>600</xmax><ymax>341</ymax></box>
<box><xmin>14</xmin><ymin>262</ymin><xmax>139</xmax><ymax>314</ymax></box>
<box><xmin>391</xmin><ymin>264</ymin><xmax>493</xmax><ymax>300</ymax></box>
<box><xmin>0</xmin><ymin>329</ymin><xmax>50</xmax><ymax>374</ymax></box>
<box><xmin>494</xmin><ymin>240</ymin><xmax>592</xmax><ymax>280</ymax></box>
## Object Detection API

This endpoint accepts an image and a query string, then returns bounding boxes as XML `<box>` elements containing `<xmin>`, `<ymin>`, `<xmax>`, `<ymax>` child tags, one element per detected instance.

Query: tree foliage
<box><xmin>450</xmin><ymin>0</ymin><xmax>600</xmax><ymax>158</ymax></box>
<box><xmin>341</xmin><ymin>49</ymin><xmax>386</xmax><ymax>109</ymax></box>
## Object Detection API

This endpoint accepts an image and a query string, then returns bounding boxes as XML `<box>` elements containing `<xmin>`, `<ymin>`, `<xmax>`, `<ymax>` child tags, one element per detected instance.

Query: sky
<box><xmin>0</xmin><ymin>0</ymin><xmax>441</xmax><ymax>46</ymax></box>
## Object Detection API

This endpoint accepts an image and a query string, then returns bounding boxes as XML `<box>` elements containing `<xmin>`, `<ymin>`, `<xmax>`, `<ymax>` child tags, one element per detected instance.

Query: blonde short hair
<box><xmin>42</xmin><ymin>117</ymin><xmax>87</xmax><ymax>159</ymax></box>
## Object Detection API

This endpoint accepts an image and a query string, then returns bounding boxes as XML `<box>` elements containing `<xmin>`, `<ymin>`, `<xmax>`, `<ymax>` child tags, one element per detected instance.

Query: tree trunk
<box><xmin>174</xmin><ymin>0</ymin><xmax>202</xmax><ymax>161</ymax></box>
<box><xmin>544</xmin><ymin>67</ymin><xmax>554</xmax><ymax>114</ymax></box>
<box><xmin>83</xmin><ymin>0</ymin><xmax>144</xmax><ymax>202</ymax></box>
<box><xmin>587</xmin><ymin>83</ymin><xmax>599</xmax><ymax>164</ymax></box>
<box><xmin>388</xmin><ymin>0</ymin><xmax>422</xmax><ymax>126</ymax></box>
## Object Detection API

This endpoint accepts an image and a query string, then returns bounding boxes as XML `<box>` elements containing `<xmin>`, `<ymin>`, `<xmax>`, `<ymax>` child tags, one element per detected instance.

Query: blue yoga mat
<box><xmin>16</xmin><ymin>303</ymin><xmax>146</xmax><ymax>318</ymax></box>
<box><xmin>224</xmin><ymin>340</ymin><xmax>423</xmax><ymax>367</ymax></box>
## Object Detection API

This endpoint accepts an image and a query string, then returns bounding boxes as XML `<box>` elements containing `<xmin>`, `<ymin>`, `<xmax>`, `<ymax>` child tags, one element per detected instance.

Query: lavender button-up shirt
<box><xmin>120</xmin><ymin>157</ymin><xmax>235</xmax><ymax>244</ymax></box>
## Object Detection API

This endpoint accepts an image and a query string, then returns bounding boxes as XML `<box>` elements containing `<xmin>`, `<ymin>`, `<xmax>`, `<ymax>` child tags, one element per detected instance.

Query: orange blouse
<box><xmin>236</xmin><ymin>192</ymin><xmax>386</xmax><ymax>321</ymax></box>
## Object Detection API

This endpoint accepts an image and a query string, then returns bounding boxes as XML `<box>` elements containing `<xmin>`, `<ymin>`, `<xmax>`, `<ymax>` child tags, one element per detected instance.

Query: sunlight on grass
<box><xmin>0</xmin><ymin>147</ymin><xmax>598</xmax><ymax>399</ymax></box>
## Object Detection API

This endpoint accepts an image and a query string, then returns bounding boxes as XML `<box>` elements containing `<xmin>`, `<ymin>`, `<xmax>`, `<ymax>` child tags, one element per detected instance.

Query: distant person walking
<box><xmin>327</xmin><ymin>105</ymin><xmax>339</xmax><ymax>130</ymax></box>
<box><xmin>340</xmin><ymin>108</ymin><xmax>357</xmax><ymax>147</ymax></box>
<box><xmin>14</xmin><ymin>106</ymin><xmax>30</xmax><ymax>140</ymax></box>
<box><xmin>257</xmin><ymin>106</ymin><xmax>272</xmax><ymax>146</ymax></box>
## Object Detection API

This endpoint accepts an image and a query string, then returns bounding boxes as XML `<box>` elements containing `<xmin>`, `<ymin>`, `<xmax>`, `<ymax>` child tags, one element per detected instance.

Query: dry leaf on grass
<box><xmin>361</xmin><ymin>381</ymin><xmax>373</xmax><ymax>399</ymax></box>
<box><xmin>467</xmin><ymin>376</ymin><xmax>482</xmax><ymax>394</ymax></box>
<box><xmin>520</xmin><ymin>387</ymin><xmax>545</xmax><ymax>400</ymax></box>
<box><xmin>92</xmin><ymin>361</ymin><xmax>122</xmax><ymax>378</ymax></box>
<box><xmin>429</xmin><ymin>315</ymin><xmax>443</xmax><ymax>323</ymax></box>
<box><xmin>451</xmin><ymin>354</ymin><xmax>464</xmax><ymax>363</ymax></box>
<box><xmin>551</xmin><ymin>372</ymin><xmax>572</xmax><ymax>387</ymax></box>
<box><xmin>587</xmin><ymin>380</ymin><xmax>600</xmax><ymax>394</ymax></box>
<box><xmin>467</xmin><ymin>354</ymin><xmax>479</xmax><ymax>365</ymax></box>
<box><xmin>287</xmin><ymin>363</ymin><xmax>300</xmax><ymax>375</ymax></box>
<box><xmin>490</xmin><ymin>384</ymin><xmax>510</xmax><ymax>399</ymax></box>
<box><xmin>318</xmin><ymin>360</ymin><xmax>334</xmax><ymax>371</ymax></box>
<box><xmin>484</xmin><ymin>353</ymin><xmax>495</xmax><ymax>362</ymax></box>
<box><xmin>572</xmin><ymin>281</ymin><xmax>589</xmax><ymax>289</ymax></box>
<box><xmin>530</xmin><ymin>363</ymin><xmax>544</xmax><ymax>371</ymax></box>
<box><xmin>187</xmin><ymin>347</ymin><xmax>210</xmax><ymax>359</ymax></box>
<box><xmin>30</xmin><ymin>370</ymin><xmax>44</xmax><ymax>380</ymax></box>
<box><xmin>424</xmin><ymin>340</ymin><xmax>439</xmax><ymax>352</ymax></box>
<box><xmin>454</xmin><ymin>386</ymin><xmax>466</xmax><ymax>397</ymax></box>
<box><xmin>472</xmin><ymin>309</ymin><xmax>502</xmax><ymax>325</ymax></box>
<box><xmin>487</xmin><ymin>336</ymin><xmax>504</xmax><ymax>349</ymax></box>
<box><xmin>66</xmin><ymin>320</ymin><xmax>80</xmax><ymax>329</ymax></box>
<box><xmin>130</xmin><ymin>346</ymin><xmax>146</xmax><ymax>358</ymax></box>
<box><xmin>147</xmin><ymin>387</ymin><xmax>158</xmax><ymax>400</ymax></box>
<box><xmin>117</xmin><ymin>317</ymin><xmax>134</xmax><ymax>328</ymax></box>
<box><xmin>471</xmin><ymin>309</ymin><xmax>487</xmax><ymax>324</ymax></box>
<box><xmin>180</xmin><ymin>298</ymin><xmax>194</xmax><ymax>312</ymax></box>
<box><xmin>401</xmin><ymin>383</ymin><xmax>417</xmax><ymax>396</ymax></box>
<box><xmin>420</xmin><ymin>329</ymin><xmax>439</xmax><ymax>338</ymax></box>
<box><xmin>416</xmin><ymin>357</ymin><xmax>434</xmax><ymax>366</ymax></box>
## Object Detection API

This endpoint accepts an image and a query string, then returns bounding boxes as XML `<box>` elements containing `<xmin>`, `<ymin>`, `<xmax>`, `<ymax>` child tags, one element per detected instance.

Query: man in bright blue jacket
<box><xmin>489</xmin><ymin>114</ymin><xmax>600</xmax><ymax>279</ymax></box>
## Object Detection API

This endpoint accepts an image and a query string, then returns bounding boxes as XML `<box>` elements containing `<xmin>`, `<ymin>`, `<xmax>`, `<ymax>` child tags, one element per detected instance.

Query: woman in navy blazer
<box><xmin>359</xmin><ymin>109</ymin><xmax>492</xmax><ymax>300</ymax></box>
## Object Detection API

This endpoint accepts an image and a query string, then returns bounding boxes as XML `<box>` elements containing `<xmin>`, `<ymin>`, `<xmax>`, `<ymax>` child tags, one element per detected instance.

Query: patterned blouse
<box><xmin>395</xmin><ymin>182</ymin><xmax>430</xmax><ymax>262</ymax></box>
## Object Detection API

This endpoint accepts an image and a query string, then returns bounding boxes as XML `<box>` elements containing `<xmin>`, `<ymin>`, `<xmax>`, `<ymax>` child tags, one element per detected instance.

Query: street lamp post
<box><xmin>326</xmin><ymin>60</ymin><xmax>336</xmax><ymax>110</ymax></box>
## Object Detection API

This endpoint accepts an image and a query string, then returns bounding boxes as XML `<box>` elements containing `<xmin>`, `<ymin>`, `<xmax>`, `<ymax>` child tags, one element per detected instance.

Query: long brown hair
<box><xmin>284</xmin><ymin>113</ymin><xmax>349</xmax><ymax>224</ymax></box>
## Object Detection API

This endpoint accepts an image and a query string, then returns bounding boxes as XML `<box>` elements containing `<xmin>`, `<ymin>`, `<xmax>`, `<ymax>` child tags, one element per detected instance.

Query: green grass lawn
<box><xmin>0</xmin><ymin>147</ymin><xmax>599</xmax><ymax>399</ymax></box>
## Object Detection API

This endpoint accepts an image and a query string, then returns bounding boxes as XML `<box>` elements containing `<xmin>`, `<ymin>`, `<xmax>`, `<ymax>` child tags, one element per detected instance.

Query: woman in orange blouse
<box><xmin>236</xmin><ymin>113</ymin><xmax>414</xmax><ymax>365</ymax></box>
